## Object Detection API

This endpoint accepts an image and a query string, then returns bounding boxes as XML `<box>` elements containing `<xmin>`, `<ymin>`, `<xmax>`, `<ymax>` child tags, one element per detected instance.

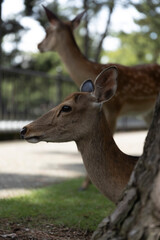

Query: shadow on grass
<box><xmin>0</xmin><ymin>178</ymin><xmax>115</xmax><ymax>231</ymax></box>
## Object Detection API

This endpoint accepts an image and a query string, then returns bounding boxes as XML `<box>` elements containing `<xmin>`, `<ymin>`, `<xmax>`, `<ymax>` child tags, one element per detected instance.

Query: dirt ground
<box><xmin>0</xmin><ymin>219</ymin><xmax>92</xmax><ymax>240</ymax></box>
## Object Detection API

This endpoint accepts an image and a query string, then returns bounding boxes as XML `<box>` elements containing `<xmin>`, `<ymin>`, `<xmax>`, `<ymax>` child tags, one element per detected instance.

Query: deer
<box><xmin>38</xmin><ymin>6</ymin><xmax>160</xmax><ymax>132</ymax></box>
<box><xmin>21</xmin><ymin>67</ymin><xmax>138</xmax><ymax>203</ymax></box>
<box><xmin>37</xmin><ymin>6</ymin><xmax>160</xmax><ymax>190</ymax></box>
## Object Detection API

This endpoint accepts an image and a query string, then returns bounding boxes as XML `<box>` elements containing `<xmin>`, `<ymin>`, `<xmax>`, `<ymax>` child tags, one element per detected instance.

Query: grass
<box><xmin>0</xmin><ymin>178</ymin><xmax>115</xmax><ymax>231</ymax></box>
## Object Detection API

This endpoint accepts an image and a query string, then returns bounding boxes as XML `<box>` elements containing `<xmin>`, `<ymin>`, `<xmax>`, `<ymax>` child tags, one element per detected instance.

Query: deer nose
<box><xmin>20</xmin><ymin>127</ymin><xmax>27</xmax><ymax>138</ymax></box>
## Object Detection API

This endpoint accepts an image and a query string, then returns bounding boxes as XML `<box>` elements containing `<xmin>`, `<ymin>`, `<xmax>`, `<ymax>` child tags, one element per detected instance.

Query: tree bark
<box><xmin>92</xmin><ymin>94</ymin><xmax>160</xmax><ymax>240</ymax></box>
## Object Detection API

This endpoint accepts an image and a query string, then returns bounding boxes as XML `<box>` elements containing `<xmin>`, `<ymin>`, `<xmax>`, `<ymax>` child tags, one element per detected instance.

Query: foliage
<box><xmin>1</xmin><ymin>0</ymin><xmax>160</xmax><ymax>68</ymax></box>
<box><xmin>29</xmin><ymin>52</ymin><xmax>61</xmax><ymax>74</ymax></box>
<box><xmin>104</xmin><ymin>0</ymin><xmax>160</xmax><ymax>66</ymax></box>
<box><xmin>132</xmin><ymin>0</ymin><xmax>160</xmax><ymax>63</ymax></box>
<box><xmin>1</xmin><ymin>0</ymin><xmax>119</xmax><ymax>67</ymax></box>
<box><xmin>0</xmin><ymin>0</ymin><xmax>26</xmax><ymax>66</ymax></box>
<box><xmin>0</xmin><ymin>178</ymin><xmax>115</xmax><ymax>231</ymax></box>
<box><xmin>109</xmin><ymin>0</ymin><xmax>160</xmax><ymax>65</ymax></box>
<box><xmin>106</xmin><ymin>29</ymin><xmax>160</xmax><ymax>65</ymax></box>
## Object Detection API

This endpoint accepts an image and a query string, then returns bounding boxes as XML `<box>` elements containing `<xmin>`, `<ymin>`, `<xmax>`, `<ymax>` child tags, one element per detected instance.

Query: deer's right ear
<box><xmin>80</xmin><ymin>80</ymin><xmax>94</xmax><ymax>93</ymax></box>
<box><xmin>43</xmin><ymin>5</ymin><xmax>61</xmax><ymax>25</ymax></box>
<box><xmin>71</xmin><ymin>11</ymin><xmax>86</xmax><ymax>29</ymax></box>
<box><xmin>94</xmin><ymin>66</ymin><xmax>118</xmax><ymax>103</ymax></box>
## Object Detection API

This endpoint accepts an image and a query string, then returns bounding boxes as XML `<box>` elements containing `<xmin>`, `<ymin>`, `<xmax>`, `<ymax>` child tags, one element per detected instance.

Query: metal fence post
<box><xmin>0</xmin><ymin>68</ymin><xmax>2</xmax><ymax>119</ymax></box>
<box><xmin>0</xmin><ymin>1</ymin><xmax>2</xmax><ymax>119</ymax></box>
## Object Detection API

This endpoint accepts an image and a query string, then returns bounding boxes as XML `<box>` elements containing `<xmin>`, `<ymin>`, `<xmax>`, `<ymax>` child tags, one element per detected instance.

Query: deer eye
<box><xmin>61</xmin><ymin>105</ymin><xmax>72</xmax><ymax>112</ymax></box>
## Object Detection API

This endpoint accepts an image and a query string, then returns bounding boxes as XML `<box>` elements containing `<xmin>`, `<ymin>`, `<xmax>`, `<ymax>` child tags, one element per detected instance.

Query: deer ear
<box><xmin>80</xmin><ymin>79</ymin><xmax>94</xmax><ymax>92</ymax></box>
<box><xmin>71</xmin><ymin>11</ymin><xmax>86</xmax><ymax>29</ymax></box>
<box><xmin>94</xmin><ymin>66</ymin><xmax>118</xmax><ymax>103</ymax></box>
<box><xmin>43</xmin><ymin>5</ymin><xmax>60</xmax><ymax>25</ymax></box>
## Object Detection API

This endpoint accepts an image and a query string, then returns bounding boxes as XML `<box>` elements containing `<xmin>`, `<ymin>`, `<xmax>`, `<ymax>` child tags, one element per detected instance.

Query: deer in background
<box><xmin>38</xmin><ymin>6</ymin><xmax>160</xmax><ymax>133</ymax></box>
<box><xmin>37</xmin><ymin>7</ymin><xmax>160</xmax><ymax>190</ymax></box>
<box><xmin>21</xmin><ymin>67</ymin><xmax>138</xmax><ymax>203</ymax></box>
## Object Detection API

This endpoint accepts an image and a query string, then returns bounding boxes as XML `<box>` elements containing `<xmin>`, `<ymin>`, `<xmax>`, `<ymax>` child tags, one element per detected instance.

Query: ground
<box><xmin>0</xmin><ymin>132</ymin><xmax>146</xmax><ymax>198</ymax></box>
<box><xmin>0</xmin><ymin>132</ymin><xmax>146</xmax><ymax>239</ymax></box>
<box><xmin>0</xmin><ymin>219</ymin><xmax>92</xmax><ymax>240</ymax></box>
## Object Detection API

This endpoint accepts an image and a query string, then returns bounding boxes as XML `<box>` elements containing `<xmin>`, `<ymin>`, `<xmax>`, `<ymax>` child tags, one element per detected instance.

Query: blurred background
<box><xmin>0</xmin><ymin>0</ymin><xmax>160</xmax><ymax>139</ymax></box>
<box><xmin>0</xmin><ymin>0</ymin><xmax>159</xmax><ymax>201</ymax></box>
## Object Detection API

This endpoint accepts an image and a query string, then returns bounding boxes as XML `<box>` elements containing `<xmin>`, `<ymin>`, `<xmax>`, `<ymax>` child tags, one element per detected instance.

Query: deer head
<box><xmin>37</xmin><ymin>6</ymin><xmax>85</xmax><ymax>52</ymax></box>
<box><xmin>21</xmin><ymin>66</ymin><xmax>118</xmax><ymax>143</ymax></box>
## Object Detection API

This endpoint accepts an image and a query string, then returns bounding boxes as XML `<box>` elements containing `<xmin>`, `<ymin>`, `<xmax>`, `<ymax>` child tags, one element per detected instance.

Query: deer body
<box><xmin>38</xmin><ymin>7</ymin><xmax>160</xmax><ymax>133</ymax></box>
<box><xmin>21</xmin><ymin>67</ymin><xmax>138</xmax><ymax>203</ymax></box>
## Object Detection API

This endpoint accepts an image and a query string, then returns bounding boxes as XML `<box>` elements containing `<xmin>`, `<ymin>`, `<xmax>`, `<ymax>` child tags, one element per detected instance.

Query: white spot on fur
<box><xmin>91</xmin><ymin>102</ymin><xmax>101</xmax><ymax>108</ymax></box>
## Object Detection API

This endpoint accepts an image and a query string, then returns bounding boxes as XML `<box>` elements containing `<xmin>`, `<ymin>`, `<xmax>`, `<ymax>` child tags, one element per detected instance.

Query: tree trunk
<box><xmin>92</xmin><ymin>94</ymin><xmax>160</xmax><ymax>240</ymax></box>
<box><xmin>94</xmin><ymin>1</ymin><xmax>115</xmax><ymax>62</ymax></box>
<box><xmin>83</xmin><ymin>0</ymin><xmax>90</xmax><ymax>58</ymax></box>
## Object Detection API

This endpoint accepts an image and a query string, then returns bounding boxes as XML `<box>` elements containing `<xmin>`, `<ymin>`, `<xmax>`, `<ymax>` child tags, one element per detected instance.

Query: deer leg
<box><xmin>143</xmin><ymin>110</ymin><xmax>154</xmax><ymax>127</ymax></box>
<box><xmin>79</xmin><ymin>175</ymin><xmax>92</xmax><ymax>191</ymax></box>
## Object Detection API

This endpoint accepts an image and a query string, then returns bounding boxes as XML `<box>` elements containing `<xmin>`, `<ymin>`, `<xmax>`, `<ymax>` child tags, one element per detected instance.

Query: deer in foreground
<box><xmin>38</xmin><ymin>7</ymin><xmax>160</xmax><ymax>190</ymax></box>
<box><xmin>21</xmin><ymin>67</ymin><xmax>138</xmax><ymax>203</ymax></box>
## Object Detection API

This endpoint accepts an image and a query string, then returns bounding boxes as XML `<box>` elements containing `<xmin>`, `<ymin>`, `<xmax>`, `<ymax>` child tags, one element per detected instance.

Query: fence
<box><xmin>0</xmin><ymin>66</ymin><xmax>147</xmax><ymax>133</ymax></box>
<box><xmin>0</xmin><ymin>66</ymin><xmax>77</xmax><ymax>121</ymax></box>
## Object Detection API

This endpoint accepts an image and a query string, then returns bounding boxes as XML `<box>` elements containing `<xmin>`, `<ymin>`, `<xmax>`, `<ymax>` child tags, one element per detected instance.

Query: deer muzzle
<box><xmin>20</xmin><ymin>126</ymin><xmax>41</xmax><ymax>143</ymax></box>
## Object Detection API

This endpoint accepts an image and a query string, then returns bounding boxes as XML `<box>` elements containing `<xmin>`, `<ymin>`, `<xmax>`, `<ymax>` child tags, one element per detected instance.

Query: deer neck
<box><xmin>76</xmin><ymin>110</ymin><xmax>136</xmax><ymax>203</ymax></box>
<box><xmin>56</xmin><ymin>32</ymin><xmax>96</xmax><ymax>86</ymax></box>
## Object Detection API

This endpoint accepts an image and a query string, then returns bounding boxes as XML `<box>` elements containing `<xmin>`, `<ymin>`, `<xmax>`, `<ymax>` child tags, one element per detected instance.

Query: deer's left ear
<box><xmin>43</xmin><ymin>5</ymin><xmax>61</xmax><ymax>25</ymax></box>
<box><xmin>80</xmin><ymin>79</ymin><xmax>94</xmax><ymax>93</ymax></box>
<box><xmin>94</xmin><ymin>66</ymin><xmax>118</xmax><ymax>103</ymax></box>
<box><xmin>71</xmin><ymin>11</ymin><xmax>86</xmax><ymax>29</ymax></box>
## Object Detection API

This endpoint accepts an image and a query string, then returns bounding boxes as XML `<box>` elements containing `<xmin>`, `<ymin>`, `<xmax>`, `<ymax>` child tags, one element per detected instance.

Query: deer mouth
<box><xmin>25</xmin><ymin>136</ymin><xmax>41</xmax><ymax>143</ymax></box>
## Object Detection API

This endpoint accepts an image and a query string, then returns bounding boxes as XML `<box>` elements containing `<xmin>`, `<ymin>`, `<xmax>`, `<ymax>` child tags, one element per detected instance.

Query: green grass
<box><xmin>0</xmin><ymin>178</ymin><xmax>115</xmax><ymax>231</ymax></box>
